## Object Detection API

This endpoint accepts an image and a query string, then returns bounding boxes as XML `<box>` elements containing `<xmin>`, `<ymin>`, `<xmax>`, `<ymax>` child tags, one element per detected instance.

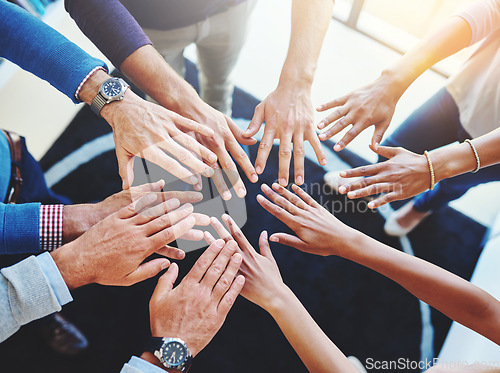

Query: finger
<box><xmin>117</xmin><ymin>193</ymin><xmax>157</xmax><ymax>219</ymax></box>
<box><xmin>200</xmin><ymin>240</ymin><xmax>238</xmax><ymax>289</ymax></box>
<box><xmin>133</xmin><ymin>198</ymin><xmax>181</xmax><ymax>224</ymax></box>
<box><xmin>293</xmin><ymin>134</ymin><xmax>305</xmax><ymax>185</ymax></box>
<box><xmin>141</xmin><ymin>146</ymin><xmax>198</xmax><ymax>186</ymax></box>
<box><xmin>149</xmin><ymin>214</ymin><xmax>197</xmax><ymax>248</ymax></box>
<box><xmin>228</xmin><ymin>116</ymin><xmax>257</xmax><ymax>145</ymax></box>
<box><xmin>256</xmin><ymin>194</ymin><xmax>295</xmax><ymax>223</ymax></box>
<box><xmin>210</xmin><ymin>217</ymin><xmax>232</xmax><ymax>242</ymax></box>
<box><xmin>339</xmin><ymin>163</ymin><xmax>382</xmax><ymax>179</ymax></box>
<box><xmin>151</xmin><ymin>262</ymin><xmax>179</xmax><ymax>300</ymax></box>
<box><xmin>346</xmin><ymin>183</ymin><xmax>393</xmax><ymax>200</ymax></box>
<box><xmin>338</xmin><ymin>123</ymin><xmax>363</xmax><ymax>149</ymax></box>
<box><xmin>243</xmin><ymin>104</ymin><xmax>265</xmax><ymax>138</ymax></box>
<box><xmin>261</xmin><ymin>183</ymin><xmax>298</xmax><ymax>215</ymax></box>
<box><xmin>212</xmin><ymin>252</ymin><xmax>242</xmax><ymax>302</ymax></box>
<box><xmin>318</xmin><ymin>115</ymin><xmax>352</xmax><ymax>143</ymax></box>
<box><xmin>173</xmin><ymin>132</ymin><xmax>218</xmax><ymax>165</ymax></box>
<box><xmin>123</xmin><ymin>258</ymin><xmax>170</xmax><ymax>286</ymax></box>
<box><xmin>156</xmin><ymin>245</ymin><xmax>186</xmax><ymax>260</ymax></box>
<box><xmin>116</xmin><ymin>149</ymin><xmax>135</xmax><ymax>190</ymax></box>
<box><xmin>371</xmin><ymin>121</ymin><xmax>389</xmax><ymax>149</ymax></box>
<box><xmin>307</xmin><ymin>129</ymin><xmax>327</xmax><ymax>166</ymax></box>
<box><xmin>255</xmin><ymin>128</ymin><xmax>276</xmax><ymax>175</ymax></box>
<box><xmin>372</xmin><ymin>145</ymin><xmax>400</xmax><ymax>159</ymax></box>
<box><xmin>270</xmin><ymin>182</ymin><xmax>308</xmax><ymax>210</ymax></box>
<box><xmin>142</xmin><ymin>203</ymin><xmax>194</xmax><ymax>235</ymax></box>
<box><xmin>187</xmin><ymin>239</ymin><xmax>225</xmax><ymax>282</ymax></box>
<box><xmin>178</xmin><ymin>229</ymin><xmax>205</xmax><ymax>241</ymax></box>
<box><xmin>132</xmin><ymin>179</ymin><xmax>165</xmax><ymax>194</ymax></box>
<box><xmin>173</xmin><ymin>114</ymin><xmax>215</xmax><ymax>138</ymax></box>
<box><xmin>222</xmin><ymin>214</ymin><xmax>252</xmax><ymax>251</ymax></box>
<box><xmin>227</xmin><ymin>138</ymin><xmax>258</xmax><ymax>183</ymax></box>
<box><xmin>204</xmin><ymin>231</ymin><xmax>216</xmax><ymax>245</ymax></box>
<box><xmin>217</xmin><ymin>274</ymin><xmax>245</xmax><ymax>315</ymax></box>
<box><xmin>209</xmin><ymin>163</ymin><xmax>232</xmax><ymax>201</ymax></box>
<box><xmin>258</xmin><ymin>230</ymin><xmax>275</xmax><ymax>263</ymax></box>
<box><xmin>317</xmin><ymin>106</ymin><xmax>348</xmax><ymax>129</ymax></box>
<box><xmin>159</xmin><ymin>190</ymin><xmax>203</xmax><ymax>204</ymax></box>
<box><xmin>218</xmin><ymin>148</ymin><xmax>247</xmax><ymax>198</ymax></box>
<box><xmin>277</xmin><ymin>133</ymin><xmax>292</xmax><ymax>187</ymax></box>
<box><xmin>339</xmin><ymin>174</ymin><xmax>383</xmax><ymax>194</ymax></box>
<box><xmin>368</xmin><ymin>192</ymin><xmax>399</xmax><ymax>209</ymax></box>
<box><xmin>316</xmin><ymin>95</ymin><xmax>348</xmax><ymax>112</ymax></box>
<box><xmin>159</xmin><ymin>138</ymin><xmax>214</xmax><ymax>178</ymax></box>
<box><xmin>291</xmin><ymin>184</ymin><xmax>320</xmax><ymax>208</ymax></box>
<box><xmin>269</xmin><ymin>233</ymin><xmax>310</xmax><ymax>252</ymax></box>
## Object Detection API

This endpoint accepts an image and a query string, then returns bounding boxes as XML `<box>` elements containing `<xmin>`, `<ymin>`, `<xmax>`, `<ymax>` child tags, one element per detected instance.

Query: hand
<box><xmin>256</xmin><ymin>183</ymin><xmax>358</xmax><ymax>257</ymax></box>
<box><xmin>51</xmin><ymin>194</ymin><xmax>204</xmax><ymax>289</ymax></box>
<box><xmin>205</xmin><ymin>215</ymin><xmax>284</xmax><ymax>311</ymax></box>
<box><xmin>338</xmin><ymin>145</ymin><xmax>431</xmax><ymax>209</ymax></box>
<box><xmin>62</xmin><ymin>180</ymin><xmax>204</xmax><ymax>243</ymax></box>
<box><xmin>148</xmin><ymin>240</ymin><xmax>245</xmax><ymax>357</ymax></box>
<box><xmin>317</xmin><ymin>75</ymin><xmax>401</xmax><ymax>151</ymax></box>
<box><xmin>243</xmin><ymin>85</ymin><xmax>327</xmax><ymax>186</ymax></box>
<box><xmin>101</xmin><ymin>90</ymin><xmax>218</xmax><ymax>190</ymax></box>
<box><xmin>181</xmin><ymin>101</ymin><xmax>259</xmax><ymax>200</ymax></box>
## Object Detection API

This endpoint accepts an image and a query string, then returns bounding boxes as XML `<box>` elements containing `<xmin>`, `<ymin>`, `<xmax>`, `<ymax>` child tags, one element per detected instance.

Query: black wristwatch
<box><xmin>145</xmin><ymin>337</ymin><xmax>193</xmax><ymax>372</ymax></box>
<box><xmin>90</xmin><ymin>77</ymin><xmax>129</xmax><ymax>117</ymax></box>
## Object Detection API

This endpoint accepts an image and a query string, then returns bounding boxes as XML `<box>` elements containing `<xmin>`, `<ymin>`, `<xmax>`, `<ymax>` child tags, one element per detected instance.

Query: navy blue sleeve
<box><xmin>0</xmin><ymin>0</ymin><xmax>108</xmax><ymax>103</ymax></box>
<box><xmin>64</xmin><ymin>0</ymin><xmax>152</xmax><ymax>68</ymax></box>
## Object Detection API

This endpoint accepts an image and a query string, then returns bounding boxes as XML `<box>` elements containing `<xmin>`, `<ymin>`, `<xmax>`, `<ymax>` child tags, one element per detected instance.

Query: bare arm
<box><xmin>257</xmin><ymin>183</ymin><xmax>500</xmax><ymax>345</ymax></box>
<box><xmin>243</xmin><ymin>0</ymin><xmax>334</xmax><ymax>186</ymax></box>
<box><xmin>339</xmin><ymin>127</ymin><xmax>500</xmax><ymax>208</ymax></box>
<box><xmin>317</xmin><ymin>15</ymin><xmax>472</xmax><ymax>150</ymax></box>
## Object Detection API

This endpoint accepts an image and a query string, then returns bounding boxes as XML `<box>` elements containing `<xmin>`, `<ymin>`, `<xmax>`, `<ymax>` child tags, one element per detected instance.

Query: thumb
<box><xmin>227</xmin><ymin>117</ymin><xmax>257</xmax><ymax>145</ymax></box>
<box><xmin>370</xmin><ymin>144</ymin><xmax>398</xmax><ymax>159</ymax></box>
<box><xmin>243</xmin><ymin>105</ymin><xmax>265</xmax><ymax>138</ymax></box>
<box><xmin>152</xmin><ymin>262</ymin><xmax>179</xmax><ymax>299</ymax></box>
<box><xmin>269</xmin><ymin>233</ymin><xmax>310</xmax><ymax>252</ymax></box>
<box><xmin>124</xmin><ymin>258</ymin><xmax>170</xmax><ymax>286</ymax></box>
<box><xmin>116</xmin><ymin>149</ymin><xmax>135</xmax><ymax>190</ymax></box>
<box><xmin>371</xmin><ymin>124</ymin><xmax>388</xmax><ymax>150</ymax></box>
<box><xmin>258</xmin><ymin>231</ymin><xmax>275</xmax><ymax>261</ymax></box>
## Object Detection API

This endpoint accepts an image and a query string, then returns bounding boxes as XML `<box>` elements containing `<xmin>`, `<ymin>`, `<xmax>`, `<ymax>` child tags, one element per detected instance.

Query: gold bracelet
<box><xmin>464</xmin><ymin>139</ymin><xmax>481</xmax><ymax>173</ymax></box>
<box><xmin>424</xmin><ymin>150</ymin><xmax>435</xmax><ymax>191</ymax></box>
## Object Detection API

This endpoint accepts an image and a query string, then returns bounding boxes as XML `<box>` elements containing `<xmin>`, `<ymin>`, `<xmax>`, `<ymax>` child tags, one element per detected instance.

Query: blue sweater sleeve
<box><xmin>64</xmin><ymin>0</ymin><xmax>152</xmax><ymax>68</ymax></box>
<box><xmin>0</xmin><ymin>202</ymin><xmax>41</xmax><ymax>255</ymax></box>
<box><xmin>0</xmin><ymin>0</ymin><xmax>108</xmax><ymax>103</ymax></box>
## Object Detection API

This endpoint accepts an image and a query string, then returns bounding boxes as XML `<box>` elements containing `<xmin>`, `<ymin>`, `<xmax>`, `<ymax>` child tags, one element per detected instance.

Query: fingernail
<box><xmin>271</xmin><ymin>183</ymin><xmax>279</xmax><ymax>190</ymax></box>
<box><xmin>238</xmin><ymin>187</ymin><xmax>246</xmax><ymax>197</ymax></box>
<box><xmin>270</xmin><ymin>236</ymin><xmax>279</xmax><ymax>242</ymax></box>
<box><xmin>280</xmin><ymin>178</ymin><xmax>287</xmax><ymax>186</ymax></box>
<box><xmin>209</xmin><ymin>154</ymin><xmax>217</xmax><ymax>163</ymax></box>
<box><xmin>177</xmin><ymin>250</ymin><xmax>185</xmax><ymax>259</ymax></box>
<box><xmin>194</xmin><ymin>183</ymin><xmax>202</xmax><ymax>191</ymax></box>
<box><xmin>347</xmin><ymin>191</ymin><xmax>356</xmax><ymax>198</ymax></box>
<box><xmin>237</xmin><ymin>275</ymin><xmax>245</xmax><ymax>284</ymax></box>
<box><xmin>227</xmin><ymin>240</ymin><xmax>238</xmax><ymax>249</ymax></box>
<box><xmin>339</xmin><ymin>171</ymin><xmax>347</xmax><ymax>177</ymax></box>
<box><xmin>251</xmin><ymin>174</ymin><xmax>258</xmax><ymax>183</ymax></box>
<box><xmin>256</xmin><ymin>194</ymin><xmax>264</xmax><ymax>202</ymax></box>
<box><xmin>222</xmin><ymin>191</ymin><xmax>232</xmax><ymax>200</ymax></box>
<box><xmin>256</xmin><ymin>166</ymin><xmax>263</xmax><ymax>174</ymax></box>
<box><xmin>339</xmin><ymin>186</ymin><xmax>346</xmax><ymax>194</ymax></box>
<box><xmin>232</xmin><ymin>253</ymin><xmax>242</xmax><ymax>263</ymax></box>
<box><xmin>215</xmin><ymin>239</ymin><xmax>225</xmax><ymax>248</ymax></box>
<box><xmin>205</xmin><ymin>168</ymin><xmax>214</xmax><ymax>177</ymax></box>
<box><xmin>368</xmin><ymin>202</ymin><xmax>375</xmax><ymax>209</ymax></box>
<box><xmin>318</xmin><ymin>122</ymin><xmax>325</xmax><ymax>129</ymax></box>
<box><xmin>161</xmin><ymin>260</ymin><xmax>170</xmax><ymax>270</ymax></box>
<box><xmin>262</xmin><ymin>230</ymin><xmax>268</xmax><ymax>239</ymax></box>
<box><xmin>334</xmin><ymin>144</ymin><xmax>341</xmax><ymax>152</ymax></box>
<box><xmin>321</xmin><ymin>158</ymin><xmax>327</xmax><ymax>166</ymax></box>
<box><xmin>319</xmin><ymin>134</ymin><xmax>326</xmax><ymax>140</ymax></box>
<box><xmin>190</xmin><ymin>176</ymin><xmax>198</xmax><ymax>184</ymax></box>
<box><xmin>296</xmin><ymin>175</ymin><xmax>303</xmax><ymax>185</ymax></box>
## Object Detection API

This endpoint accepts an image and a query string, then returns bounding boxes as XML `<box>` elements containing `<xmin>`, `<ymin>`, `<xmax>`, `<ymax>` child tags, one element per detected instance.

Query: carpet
<box><xmin>0</xmin><ymin>61</ymin><xmax>486</xmax><ymax>373</ymax></box>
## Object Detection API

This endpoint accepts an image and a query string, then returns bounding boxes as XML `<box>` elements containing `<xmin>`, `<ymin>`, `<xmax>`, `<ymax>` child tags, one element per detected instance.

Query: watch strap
<box><xmin>144</xmin><ymin>337</ymin><xmax>193</xmax><ymax>372</ymax></box>
<box><xmin>90</xmin><ymin>92</ymin><xmax>108</xmax><ymax>117</ymax></box>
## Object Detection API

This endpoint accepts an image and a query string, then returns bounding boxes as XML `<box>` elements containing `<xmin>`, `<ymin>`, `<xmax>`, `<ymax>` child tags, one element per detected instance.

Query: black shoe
<box><xmin>37</xmin><ymin>312</ymin><xmax>88</xmax><ymax>356</ymax></box>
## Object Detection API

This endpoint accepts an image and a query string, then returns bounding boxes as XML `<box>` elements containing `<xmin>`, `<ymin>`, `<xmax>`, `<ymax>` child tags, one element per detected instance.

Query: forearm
<box><xmin>432</xmin><ymin>128</ymin><xmax>500</xmax><ymax>182</ymax></box>
<box><xmin>380</xmin><ymin>16</ymin><xmax>472</xmax><ymax>99</ymax></box>
<box><xmin>62</xmin><ymin>204</ymin><xmax>96</xmax><ymax>244</ymax></box>
<box><xmin>337</xmin><ymin>231</ymin><xmax>500</xmax><ymax>344</ymax></box>
<box><xmin>267</xmin><ymin>285</ymin><xmax>355</xmax><ymax>373</ymax></box>
<box><xmin>278</xmin><ymin>0</ymin><xmax>333</xmax><ymax>89</ymax></box>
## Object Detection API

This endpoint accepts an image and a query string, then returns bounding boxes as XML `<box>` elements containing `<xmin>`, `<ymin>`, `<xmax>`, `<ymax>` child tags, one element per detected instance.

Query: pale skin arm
<box><xmin>204</xmin><ymin>216</ymin><xmax>356</xmax><ymax>373</ymax></box>
<box><xmin>317</xmin><ymin>15</ymin><xmax>473</xmax><ymax>150</ymax></box>
<box><xmin>120</xmin><ymin>45</ymin><xmax>258</xmax><ymax>200</ymax></box>
<box><xmin>78</xmin><ymin>68</ymin><xmax>217</xmax><ymax>190</ymax></box>
<box><xmin>257</xmin><ymin>183</ymin><xmax>500</xmax><ymax>345</ymax></box>
<box><xmin>338</xmin><ymin>127</ymin><xmax>500</xmax><ymax>208</ymax></box>
<box><xmin>243</xmin><ymin>0</ymin><xmax>333</xmax><ymax>186</ymax></box>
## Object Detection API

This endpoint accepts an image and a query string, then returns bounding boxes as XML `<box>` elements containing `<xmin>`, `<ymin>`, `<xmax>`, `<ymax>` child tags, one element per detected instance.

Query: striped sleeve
<box><xmin>39</xmin><ymin>205</ymin><xmax>64</xmax><ymax>252</ymax></box>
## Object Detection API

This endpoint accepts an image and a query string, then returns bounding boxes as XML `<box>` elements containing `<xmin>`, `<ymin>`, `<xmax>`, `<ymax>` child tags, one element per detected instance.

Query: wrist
<box><xmin>379</xmin><ymin>68</ymin><xmax>412</xmax><ymax>100</ymax></box>
<box><xmin>62</xmin><ymin>204</ymin><xmax>96</xmax><ymax>244</ymax></box>
<box><xmin>50</xmin><ymin>241</ymin><xmax>90</xmax><ymax>290</ymax></box>
<box><xmin>139</xmin><ymin>352</ymin><xmax>185</xmax><ymax>372</ymax></box>
<box><xmin>78</xmin><ymin>69</ymin><xmax>111</xmax><ymax>106</ymax></box>
<box><xmin>278</xmin><ymin>65</ymin><xmax>314</xmax><ymax>91</ymax></box>
<box><xmin>265</xmin><ymin>284</ymin><xmax>295</xmax><ymax>317</ymax></box>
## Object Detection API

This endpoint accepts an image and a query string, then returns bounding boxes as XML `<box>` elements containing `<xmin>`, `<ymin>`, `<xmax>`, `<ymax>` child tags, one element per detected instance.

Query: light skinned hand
<box><xmin>338</xmin><ymin>145</ymin><xmax>431</xmax><ymax>209</ymax></box>
<box><xmin>317</xmin><ymin>76</ymin><xmax>400</xmax><ymax>151</ymax></box>
<box><xmin>148</xmin><ymin>239</ymin><xmax>245</xmax><ymax>357</ymax></box>
<box><xmin>256</xmin><ymin>183</ymin><xmax>358</xmax><ymax>257</ymax></box>
<box><xmin>101</xmin><ymin>90</ymin><xmax>218</xmax><ymax>190</ymax></box>
<box><xmin>205</xmin><ymin>215</ymin><xmax>284</xmax><ymax>311</ymax></box>
<box><xmin>184</xmin><ymin>101</ymin><xmax>259</xmax><ymax>200</ymax></box>
<box><xmin>243</xmin><ymin>85</ymin><xmax>327</xmax><ymax>186</ymax></box>
<box><xmin>51</xmin><ymin>193</ymin><xmax>205</xmax><ymax>289</ymax></box>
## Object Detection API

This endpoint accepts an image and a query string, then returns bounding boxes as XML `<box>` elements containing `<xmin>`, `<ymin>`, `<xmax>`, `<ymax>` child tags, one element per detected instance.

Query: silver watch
<box><xmin>90</xmin><ymin>77</ymin><xmax>129</xmax><ymax>117</ymax></box>
<box><xmin>145</xmin><ymin>337</ymin><xmax>193</xmax><ymax>371</ymax></box>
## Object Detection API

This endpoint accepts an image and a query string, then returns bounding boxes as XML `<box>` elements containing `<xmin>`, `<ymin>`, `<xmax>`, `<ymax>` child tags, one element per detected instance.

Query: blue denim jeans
<box><xmin>381</xmin><ymin>88</ymin><xmax>500</xmax><ymax>212</ymax></box>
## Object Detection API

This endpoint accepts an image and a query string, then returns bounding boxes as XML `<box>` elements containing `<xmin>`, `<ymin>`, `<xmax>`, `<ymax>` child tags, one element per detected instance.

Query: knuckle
<box><xmin>223</xmin><ymin>160</ymin><xmax>236</xmax><ymax>169</ymax></box>
<box><xmin>218</xmin><ymin>276</ymin><xmax>231</xmax><ymax>289</ymax></box>
<box><xmin>279</xmin><ymin>148</ymin><xmax>292</xmax><ymax>157</ymax></box>
<box><xmin>259</xmin><ymin>142</ymin><xmax>272</xmax><ymax>151</ymax></box>
<box><xmin>293</xmin><ymin>147</ymin><xmax>305</xmax><ymax>156</ymax></box>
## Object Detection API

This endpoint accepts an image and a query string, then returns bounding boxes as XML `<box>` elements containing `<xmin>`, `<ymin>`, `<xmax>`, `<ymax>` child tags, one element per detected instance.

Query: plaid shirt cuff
<box><xmin>39</xmin><ymin>205</ymin><xmax>64</xmax><ymax>252</ymax></box>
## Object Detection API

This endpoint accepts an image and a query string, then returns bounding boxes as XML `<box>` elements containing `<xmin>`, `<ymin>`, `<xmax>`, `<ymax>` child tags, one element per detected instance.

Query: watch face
<box><xmin>163</xmin><ymin>341</ymin><xmax>187</xmax><ymax>367</ymax></box>
<box><xmin>101</xmin><ymin>79</ymin><xmax>123</xmax><ymax>98</ymax></box>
